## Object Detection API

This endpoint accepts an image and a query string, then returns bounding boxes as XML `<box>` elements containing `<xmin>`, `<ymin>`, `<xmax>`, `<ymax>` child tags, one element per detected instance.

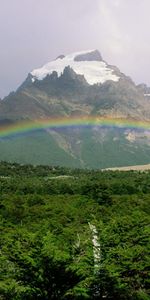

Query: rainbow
<box><xmin>0</xmin><ymin>116</ymin><xmax>150</xmax><ymax>138</ymax></box>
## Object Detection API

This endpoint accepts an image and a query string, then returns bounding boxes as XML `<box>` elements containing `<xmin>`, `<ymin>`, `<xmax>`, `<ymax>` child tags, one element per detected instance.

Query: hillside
<box><xmin>0</xmin><ymin>50</ymin><xmax>150</xmax><ymax>168</ymax></box>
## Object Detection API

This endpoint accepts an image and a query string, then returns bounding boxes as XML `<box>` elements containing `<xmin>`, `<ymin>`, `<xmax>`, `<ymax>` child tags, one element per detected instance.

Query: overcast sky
<box><xmin>0</xmin><ymin>0</ymin><xmax>150</xmax><ymax>98</ymax></box>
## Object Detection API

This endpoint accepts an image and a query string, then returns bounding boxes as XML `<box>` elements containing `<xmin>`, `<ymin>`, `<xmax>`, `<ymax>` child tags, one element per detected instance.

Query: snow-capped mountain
<box><xmin>0</xmin><ymin>49</ymin><xmax>150</xmax><ymax>168</ymax></box>
<box><xmin>31</xmin><ymin>50</ymin><xmax>119</xmax><ymax>85</ymax></box>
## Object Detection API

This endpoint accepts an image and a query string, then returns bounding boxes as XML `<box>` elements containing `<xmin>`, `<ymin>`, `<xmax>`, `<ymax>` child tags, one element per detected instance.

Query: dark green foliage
<box><xmin>0</xmin><ymin>162</ymin><xmax>150</xmax><ymax>299</ymax></box>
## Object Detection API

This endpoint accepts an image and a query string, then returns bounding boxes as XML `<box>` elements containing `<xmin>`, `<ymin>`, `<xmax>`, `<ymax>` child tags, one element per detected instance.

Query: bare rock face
<box><xmin>74</xmin><ymin>50</ymin><xmax>103</xmax><ymax>62</ymax></box>
<box><xmin>56</xmin><ymin>55</ymin><xmax>65</xmax><ymax>60</ymax></box>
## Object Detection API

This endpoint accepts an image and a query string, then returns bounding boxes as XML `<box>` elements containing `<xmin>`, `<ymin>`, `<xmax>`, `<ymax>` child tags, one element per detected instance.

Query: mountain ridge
<box><xmin>30</xmin><ymin>49</ymin><xmax>120</xmax><ymax>85</ymax></box>
<box><xmin>0</xmin><ymin>49</ymin><xmax>150</xmax><ymax>168</ymax></box>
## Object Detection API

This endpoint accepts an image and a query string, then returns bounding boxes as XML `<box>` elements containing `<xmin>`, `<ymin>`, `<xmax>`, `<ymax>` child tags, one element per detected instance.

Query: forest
<box><xmin>0</xmin><ymin>162</ymin><xmax>150</xmax><ymax>299</ymax></box>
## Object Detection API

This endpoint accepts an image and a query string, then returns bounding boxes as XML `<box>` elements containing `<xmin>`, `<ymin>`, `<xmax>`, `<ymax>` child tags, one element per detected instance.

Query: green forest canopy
<box><xmin>0</xmin><ymin>162</ymin><xmax>150</xmax><ymax>299</ymax></box>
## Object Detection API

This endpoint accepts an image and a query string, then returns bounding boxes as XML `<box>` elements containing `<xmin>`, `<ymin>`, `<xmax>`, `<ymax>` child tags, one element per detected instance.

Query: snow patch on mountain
<box><xmin>31</xmin><ymin>50</ymin><xmax>120</xmax><ymax>85</ymax></box>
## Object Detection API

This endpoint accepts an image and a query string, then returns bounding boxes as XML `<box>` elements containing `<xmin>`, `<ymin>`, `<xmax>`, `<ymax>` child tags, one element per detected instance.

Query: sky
<box><xmin>0</xmin><ymin>0</ymin><xmax>150</xmax><ymax>98</ymax></box>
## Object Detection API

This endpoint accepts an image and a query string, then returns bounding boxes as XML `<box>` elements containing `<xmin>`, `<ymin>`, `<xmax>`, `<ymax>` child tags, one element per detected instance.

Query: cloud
<box><xmin>96</xmin><ymin>0</ymin><xmax>130</xmax><ymax>55</ymax></box>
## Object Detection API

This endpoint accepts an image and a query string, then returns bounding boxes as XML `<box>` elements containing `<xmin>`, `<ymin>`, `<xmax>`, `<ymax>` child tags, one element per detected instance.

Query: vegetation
<box><xmin>1</xmin><ymin>128</ymin><xmax>150</xmax><ymax>169</ymax></box>
<box><xmin>0</xmin><ymin>162</ymin><xmax>150</xmax><ymax>299</ymax></box>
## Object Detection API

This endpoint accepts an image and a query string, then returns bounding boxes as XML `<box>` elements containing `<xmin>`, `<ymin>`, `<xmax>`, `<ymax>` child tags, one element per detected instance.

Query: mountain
<box><xmin>0</xmin><ymin>49</ymin><xmax>150</xmax><ymax>168</ymax></box>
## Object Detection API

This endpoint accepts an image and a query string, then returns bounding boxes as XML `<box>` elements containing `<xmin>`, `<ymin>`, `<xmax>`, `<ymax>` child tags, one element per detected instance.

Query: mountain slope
<box><xmin>0</xmin><ymin>49</ymin><xmax>150</xmax><ymax>168</ymax></box>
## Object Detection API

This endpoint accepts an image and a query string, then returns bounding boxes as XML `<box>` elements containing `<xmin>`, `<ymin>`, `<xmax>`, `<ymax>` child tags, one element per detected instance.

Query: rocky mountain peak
<box><xmin>74</xmin><ymin>49</ymin><xmax>102</xmax><ymax>62</ymax></box>
<box><xmin>30</xmin><ymin>49</ymin><xmax>119</xmax><ymax>85</ymax></box>
<box><xmin>56</xmin><ymin>54</ymin><xmax>65</xmax><ymax>60</ymax></box>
